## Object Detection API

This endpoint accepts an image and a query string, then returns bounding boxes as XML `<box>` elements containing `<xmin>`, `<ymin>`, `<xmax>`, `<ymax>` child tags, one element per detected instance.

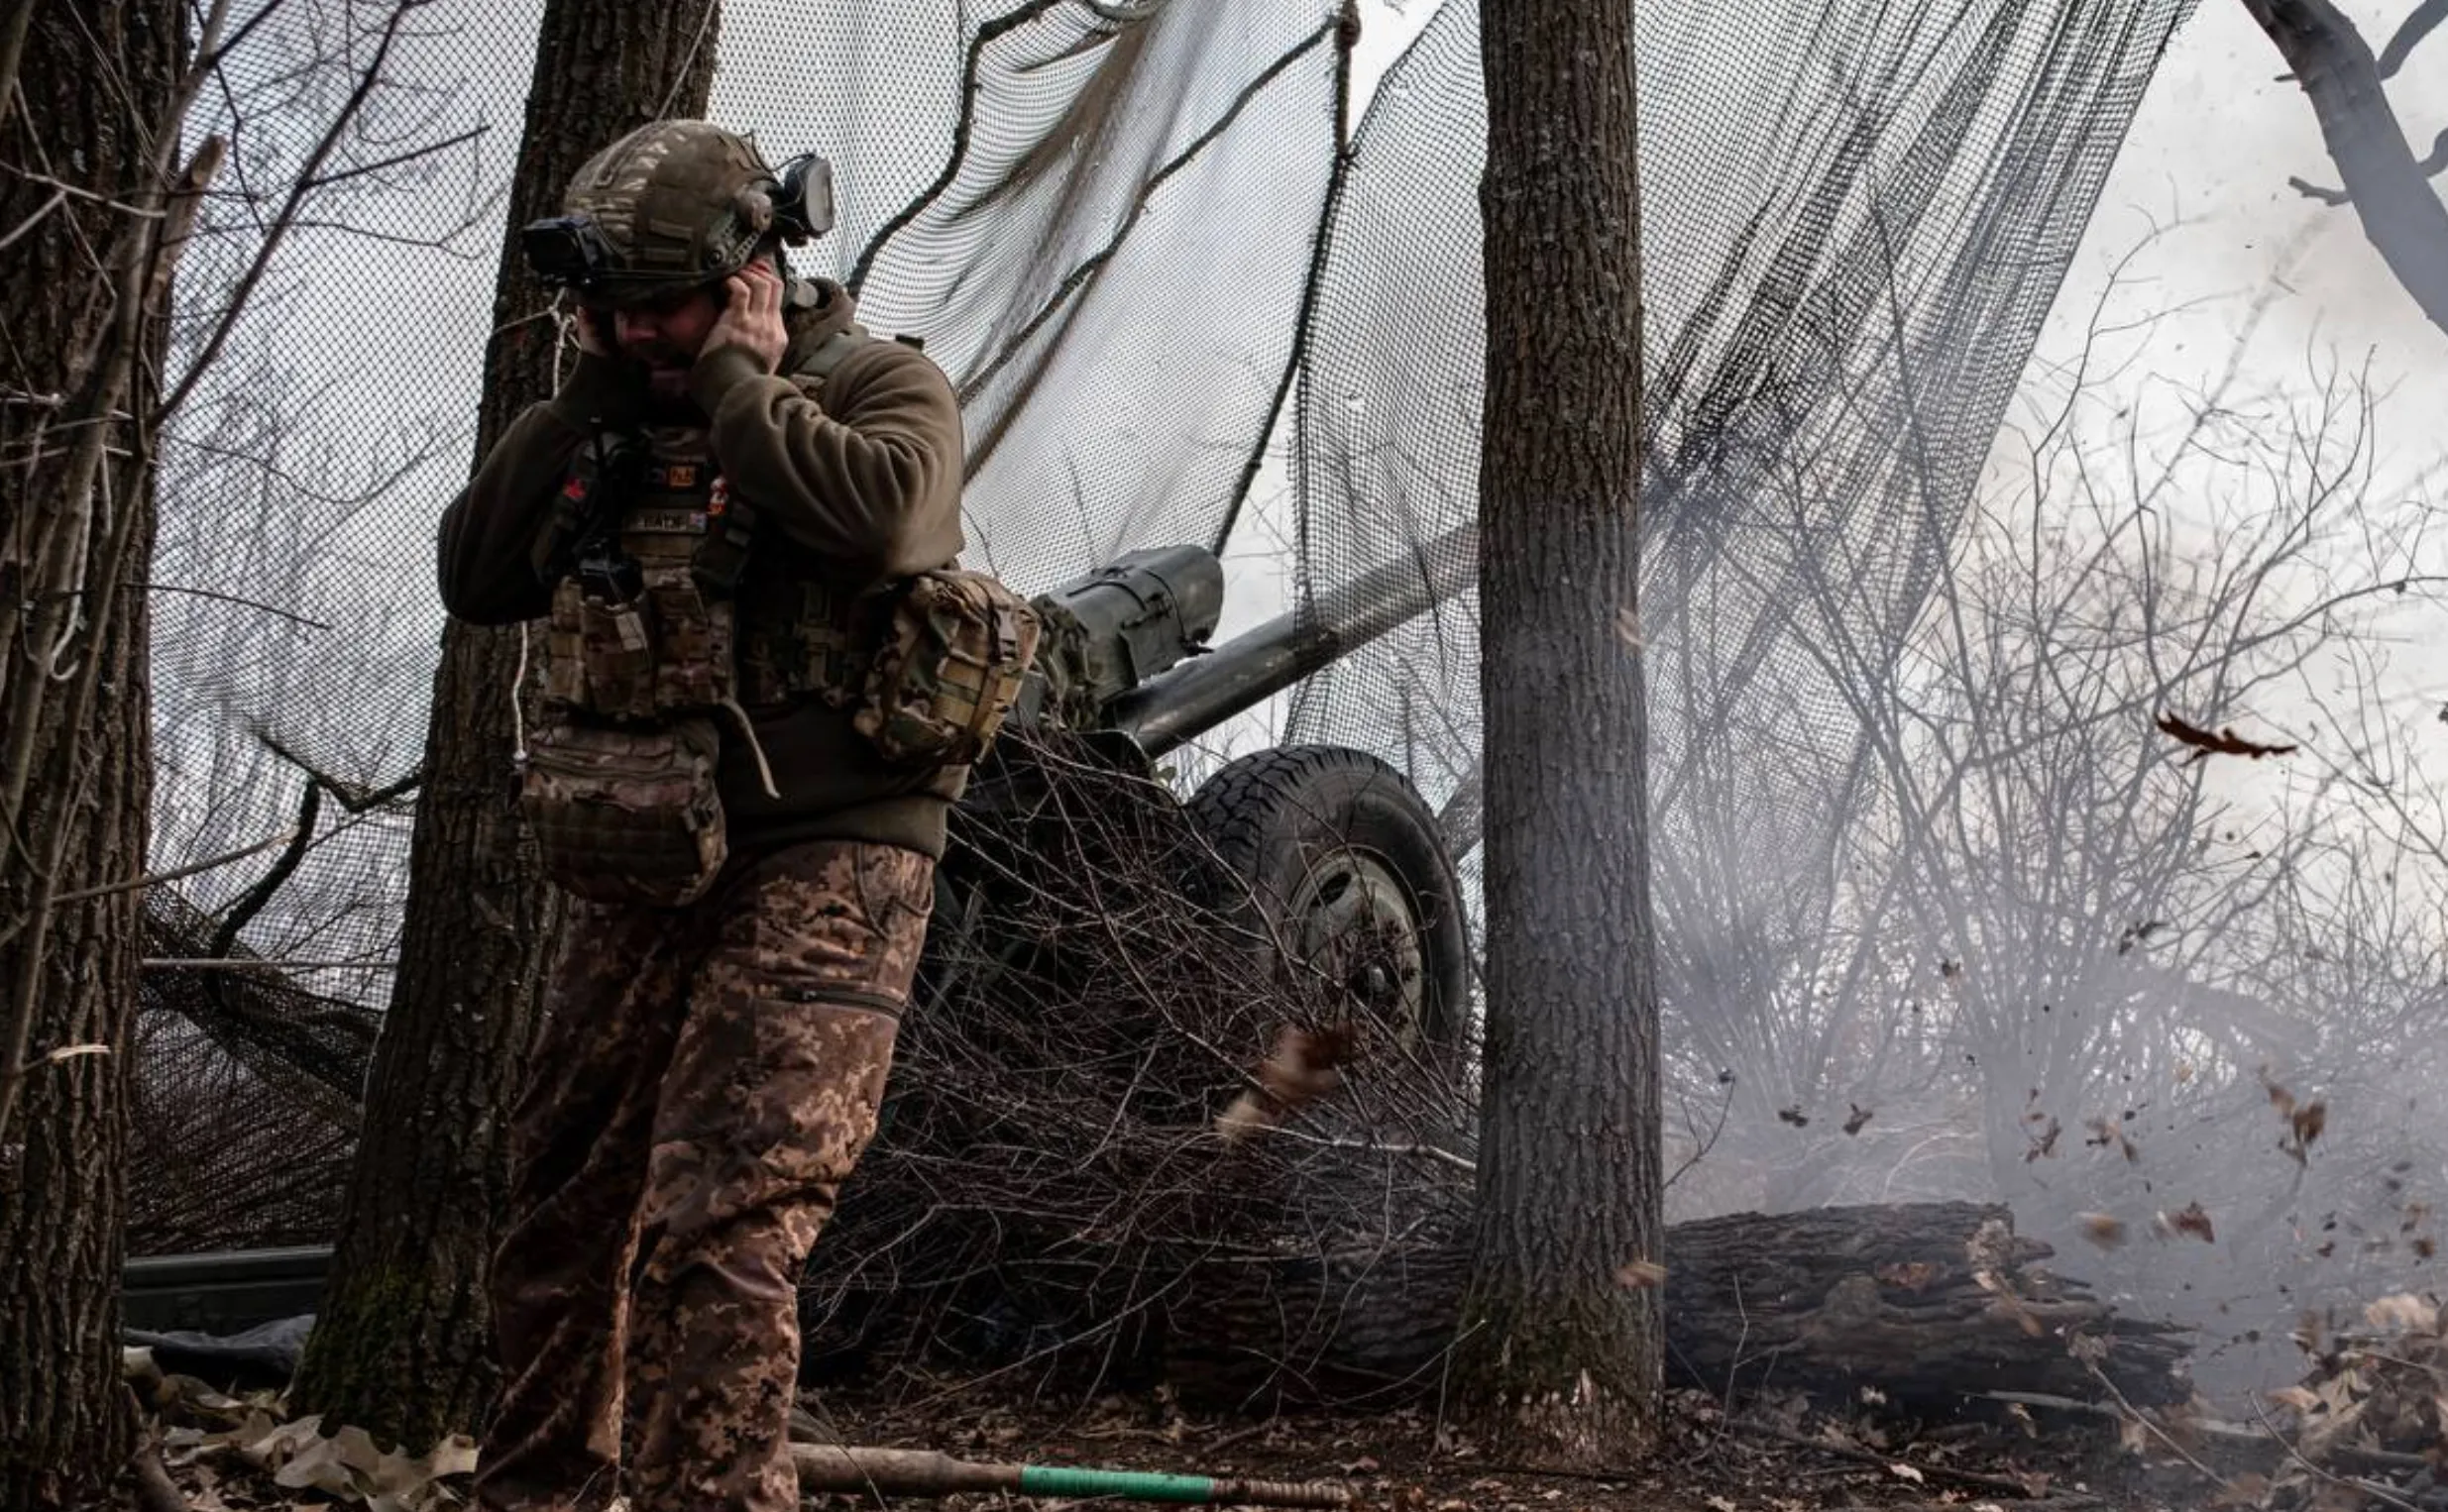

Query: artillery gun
<box><xmin>923</xmin><ymin>525</ymin><xmax>1479</xmax><ymax>1061</ymax></box>
<box><xmin>119</xmin><ymin>527</ymin><xmax>1486</xmax><ymax>1346</ymax></box>
<box><xmin>119</xmin><ymin>536</ymin><xmax>2202</xmax><ymax>1422</ymax></box>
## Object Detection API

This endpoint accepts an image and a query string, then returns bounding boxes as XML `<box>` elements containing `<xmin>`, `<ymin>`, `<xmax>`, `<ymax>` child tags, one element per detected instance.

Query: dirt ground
<box><xmin>143</xmin><ymin>1379</ymin><xmax>2222</xmax><ymax>1512</ymax></box>
<box><xmin>148</xmin><ymin>1364</ymin><xmax>2245</xmax><ymax>1512</ymax></box>
<box><xmin>790</xmin><ymin>1376</ymin><xmax>2194</xmax><ymax>1512</ymax></box>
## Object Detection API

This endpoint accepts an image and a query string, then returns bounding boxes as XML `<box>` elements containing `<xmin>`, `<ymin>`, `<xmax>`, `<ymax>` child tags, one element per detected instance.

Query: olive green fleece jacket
<box><xmin>436</xmin><ymin>277</ymin><xmax>970</xmax><ymax>859</ymax></box>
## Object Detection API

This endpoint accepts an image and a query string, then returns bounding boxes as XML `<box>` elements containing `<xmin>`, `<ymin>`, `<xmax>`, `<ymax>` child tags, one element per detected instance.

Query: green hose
<box><xmin>793</xmin><ymin>1442</ymin><xmax>1353</xmax><ymax>1506</ymax></box>
<box><xmin>1016</xmin><ymin>1464</ymin><xmax>1349</xmax><ymax>1506</ymax></box>
<box><xmin>1018</xmin><ymin>1466</ymin><xmax>1224</xmax><ymax>1500</ymax></box>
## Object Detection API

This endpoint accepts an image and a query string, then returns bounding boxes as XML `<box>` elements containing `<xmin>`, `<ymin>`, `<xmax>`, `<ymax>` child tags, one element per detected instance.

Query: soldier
<box><xmin>435</xmin><ymin>120</ymin><xmax>1033</xmax><ymax>1512</ymax></box>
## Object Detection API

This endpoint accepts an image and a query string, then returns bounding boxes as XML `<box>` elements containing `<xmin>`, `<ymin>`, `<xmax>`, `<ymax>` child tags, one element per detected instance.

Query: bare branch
<box><xmin>2285</xmin><ymin>175</ymin><xmax>2352</xmax><ymax>204</ymax></box>
<box><xmin>207</xmin><ymin>777</ymin><xmax>319</xmax><ymax>959</ymax></box>
<box><xmin>240</xmin><ymin>214</ymin><xmax>494</xmax><ymax>255</ymax></box>
<box><xmin>134</xmin><ymin>582</ymin><xmax>332</xmax><ymax>630</ymax></box>
<box><xmin>32</xmin><ymin>580</ymin><xmax>334</xmax><ymax>631</ymax></box>
<box><xmin>0</xmin><ymin>0</ymin><xmax>36</xmax><ymax>137</ymax></box>
<box><xmin>2245</xmin><ymin>1394</ymin><xmax>2428</xmax><ymax>1512</ymax></box>
<box><xmin>2238</xmin><ymin>0</ymin><xmax>2448</xmax><ymax>338</ymax></box>
<box><xmin>0</xmin><ymin>162</ymin><xmax>171</xmax><ymax>219</ymax></box>
<box><xmin>2288</xmin><ymin>124</ymin><xmax>2448</xmax><ymax>202</ymax></box>
<box><xmin>1228</xmin><ymin>1122</ymin><xmax>1480</xmax><ymax>1175</ymax></box>
<box><xmin>2377</xmin><ymin>0</ymin><xmax>2448</xmax><ymax>75</ymax></box>
<box><xmin>190</xmin><ymin>0</ymin><xmax>299</xmax><ymax>81</ymax></box>
<box><xmin>159</xmin><ymin>0</ymin><xmax>439</xmax><ymax>418</ymax></box>
<box><xmin>49</xmin><ymin>825</ymin><xmax>301</xmax><ymax>906</ymax></box>
<box><xmin>0</xmin><ymin>188</ymin><xmax>67</xmax><ymax>254</ymax></box>
<box><xmin>300</xmin><ymin>123</ymin><xmax>488</xmax><ymax>192</ymax></box>
<box><xmin>142</xmin><ymin>957</ymin><xmax>396</xmax><ymax>972</ymax></box>
<box><xmin>254</xmin><ymin>733</ymin><xmax>424</xmax><ymax>814</ymax></box>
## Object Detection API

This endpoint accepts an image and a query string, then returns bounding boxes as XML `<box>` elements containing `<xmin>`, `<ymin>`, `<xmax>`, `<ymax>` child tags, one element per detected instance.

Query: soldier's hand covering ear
<box><xmin>702</xmin><ymin>260</ymin><xmax>789</xmax><ymax>377</ymax></box>
<box><xmin>574</xmin><ymin>302</ymin><xmax>615</xmax><ymax>359</ymax></box>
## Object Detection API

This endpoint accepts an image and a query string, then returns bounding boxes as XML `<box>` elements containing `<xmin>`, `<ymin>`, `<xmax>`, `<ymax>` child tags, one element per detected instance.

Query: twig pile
<box><xmin>129</xmin><ymin>888</ymin><xmax>377</xmax><ymax>1253</ymax></box>
<box><xmin>797</xmin><ymin>731</ymin><xmax>1480</xmax><ymax>1404</ymax></box>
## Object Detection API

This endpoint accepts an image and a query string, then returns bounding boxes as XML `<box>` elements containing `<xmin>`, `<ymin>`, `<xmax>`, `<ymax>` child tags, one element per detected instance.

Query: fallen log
<box><xmin>914</xmin><ymin>1200</ymin><xmax>2193</xmax><ymax>1413</ymax></box>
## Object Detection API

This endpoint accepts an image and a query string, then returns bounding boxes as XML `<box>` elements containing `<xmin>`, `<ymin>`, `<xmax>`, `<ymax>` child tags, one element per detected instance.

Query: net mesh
<box><xmin>1281</xmin><ymin>0</ymin><xmax>2195</xmax><ymax>1068</ymax></box>
<box><xmin>131</xmin><ymin>0</ymin><xmax>2188</xmax><ymax>1273</ymax></box>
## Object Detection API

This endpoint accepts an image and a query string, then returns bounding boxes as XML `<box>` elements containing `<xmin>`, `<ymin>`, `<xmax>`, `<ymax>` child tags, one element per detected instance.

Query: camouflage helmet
<box><xmin>520</xmin><ymin>120</ymin><xmax>834</xmax><ymax>304</ymax></box>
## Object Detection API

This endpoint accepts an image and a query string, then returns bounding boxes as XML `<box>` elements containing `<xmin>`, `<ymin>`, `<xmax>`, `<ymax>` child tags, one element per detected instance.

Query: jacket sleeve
<box><xmin>435</xmin><ymin>352</ymin><xmax>643</xmax><ymax>625</ymax></box>
<box><xmin>686</xmin><ymin>339</ymin><xmax>967</xmax><ymax>583</ymax></box>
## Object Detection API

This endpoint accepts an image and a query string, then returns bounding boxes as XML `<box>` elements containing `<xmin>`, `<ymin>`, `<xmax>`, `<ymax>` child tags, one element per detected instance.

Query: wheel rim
<box><xmin>1280</xmin><ymin>844</ymin><xmax>1433</xmax><ymax>1048</ymax></box>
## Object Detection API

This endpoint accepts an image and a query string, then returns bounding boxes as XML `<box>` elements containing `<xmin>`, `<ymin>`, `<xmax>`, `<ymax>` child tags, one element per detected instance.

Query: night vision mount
<box><xmin>519</xmin><ymin>215</ymin><xmax>615</xmax><ymax>292</ymax></box>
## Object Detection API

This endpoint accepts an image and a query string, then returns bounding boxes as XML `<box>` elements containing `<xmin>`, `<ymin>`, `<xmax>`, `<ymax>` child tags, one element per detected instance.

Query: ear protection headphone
<box><xmin>728</xmin><ymin>153</ymin><xmax>834</xmax><ymax>247</ymax></box>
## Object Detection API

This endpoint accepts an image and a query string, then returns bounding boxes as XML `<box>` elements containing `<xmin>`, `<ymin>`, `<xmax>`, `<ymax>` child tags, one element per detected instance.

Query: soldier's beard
<box><xmin>627</xmin><ymin>347</ymin><xmax>693</xmax><ymax>399</ymax></box>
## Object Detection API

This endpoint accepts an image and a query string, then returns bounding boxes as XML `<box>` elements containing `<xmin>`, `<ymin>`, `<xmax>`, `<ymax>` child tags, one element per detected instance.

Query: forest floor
<box><xmin>145</xmin><ymin>1364</ymin><xmax>2294</xmax><ymax>1512</ymax></box>
<box><xmin>790</xmin><ymin>1376</ymin><xmax>2186</xmax><ymax>1512</ymax></box>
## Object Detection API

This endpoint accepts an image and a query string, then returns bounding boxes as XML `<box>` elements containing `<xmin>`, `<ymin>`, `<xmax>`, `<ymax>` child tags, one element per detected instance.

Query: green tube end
<box><xmin>1017</xmin><ymin>1465</ymin><xmax>1220</xmax><ymax>1502</ymax></box>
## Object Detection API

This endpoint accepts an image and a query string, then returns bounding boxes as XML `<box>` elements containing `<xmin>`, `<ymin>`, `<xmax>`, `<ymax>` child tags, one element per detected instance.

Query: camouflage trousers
<box><xmin>473</xmin><ymin>838</ymin><xmax>934</xmax><ymax>1512</ymax></box>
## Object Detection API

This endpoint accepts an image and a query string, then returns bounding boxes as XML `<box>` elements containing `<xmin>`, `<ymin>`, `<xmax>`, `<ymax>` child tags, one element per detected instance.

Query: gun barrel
<box><xmin>1106</xmin><ymin>522</ymin><xmax>1477</xmax><ymax>757</ymax></box>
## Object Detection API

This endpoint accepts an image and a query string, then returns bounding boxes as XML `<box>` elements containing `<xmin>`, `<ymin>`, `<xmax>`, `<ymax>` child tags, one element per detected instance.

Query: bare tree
<box><xmin>1454</xmin><ymin>0</ymin><xmax>1662</xmax><ymax>1466</ymax></box>
<box><xmin>0</xmin><ymin>2</ymin><xmax>212</xmax><ymax>1500</ymax></box>
<box><xmin>1871</xmin><ymin>336</ymin><xmax>2431</xmax><ymax>1189</ymax></box>
<box><xmin>1</xmin><ymin>0</ymin><xmax>506</xmax><ymax>1490</ymax></box>
<box><xmin>1686</xmin><ymin>270</ymin><xmax>2448</xmax><ymax>1390</ymax></box>
<box><xmin>286</xmin><ymin>0</ymin><xmax>724</xmax><ymax>1454</ymax></box>
<box><xmin>2240</xmin><ymin>0</ymin><xmax>2448</xmax><ymax>338</ymax></box>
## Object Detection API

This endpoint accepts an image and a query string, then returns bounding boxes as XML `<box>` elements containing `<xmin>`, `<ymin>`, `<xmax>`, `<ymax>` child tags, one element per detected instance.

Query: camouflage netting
<box><xmin>139</xmin><ymin>0</ymin><xmax>1351</xmax><ymax>1254</ymax></box>
<box><xmin>1280</xmin><ymin>0</ymin><xmax>2201</xmax><ymax>1077</ymax></box>
<box><xmin>139</xmin><ymin>0</ymin><xmax>2290</xmax><ymax>1375</ymax></box>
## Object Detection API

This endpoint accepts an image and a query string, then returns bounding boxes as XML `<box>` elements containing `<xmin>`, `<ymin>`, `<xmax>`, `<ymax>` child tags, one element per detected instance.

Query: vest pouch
<box><xmin>736</xmin><ymin>581</ymin><xmax>859</xmax><ymax>709</ymax></box>
<box><xmin>518</xmin><ymin>715</ymin><xmax>728</xmax><ymax>909</ymax></box>
<box><xmin>852</xmin><ymin>569</ymin><xmax>1043</xmax><ymax>768</ymax></box>
<box><xmin>572</xmin><ymin>589</ymin><xmax>658</xmax><ymax>722</ymax></box>
<box><xmin>544</xmin><ymin>576</ymin><xmax>590</xmax><ymax>709</ymax></box>
<box><xmin>643</xmin><ymin>568</ymin><xmax>737</xmax><ymax>714</ymax></box>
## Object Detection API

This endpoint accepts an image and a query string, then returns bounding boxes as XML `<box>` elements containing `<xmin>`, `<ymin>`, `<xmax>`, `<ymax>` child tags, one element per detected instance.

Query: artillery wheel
<box><xmin>1182</xmin><ymin>745</ymin><xmax>1471</xmax><ymax>1065</ymax></box>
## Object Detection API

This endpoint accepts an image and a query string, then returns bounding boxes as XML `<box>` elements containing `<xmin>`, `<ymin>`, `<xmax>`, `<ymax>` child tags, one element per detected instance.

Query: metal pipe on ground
<box><xmin>792</xmin><ymin>1443</ymin><xmax>1354</xmax><ymax>1506</ymax></box>
<box><xmin>1104</xmin><ymin>521</ymin><xmax>1477</xmax><ymax>759</ymax></box>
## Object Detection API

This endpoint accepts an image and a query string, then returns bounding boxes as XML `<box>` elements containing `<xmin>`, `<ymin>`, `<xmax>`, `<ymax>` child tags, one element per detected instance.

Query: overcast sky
<box><xmin>1194</xmin><ymin>0</ymin><xmax>2448</xmax><ymax>788</ymax></box>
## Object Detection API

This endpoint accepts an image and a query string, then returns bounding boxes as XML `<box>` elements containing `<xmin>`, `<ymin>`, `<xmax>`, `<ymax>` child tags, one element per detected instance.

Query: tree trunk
<box><xmin>1460</xmin><ymin>0</ymin><xmax>1659</xmax><ymax>1468</ymax></box>
<box><xmin>285</xmin><ymin>2</ymin><xmax>723</xmax><ymax>1454</ymax></box>
<box><xmin>0</xmin><ymin>2</ymin><xmax>186</xmax><ymax>1502</ymax></box>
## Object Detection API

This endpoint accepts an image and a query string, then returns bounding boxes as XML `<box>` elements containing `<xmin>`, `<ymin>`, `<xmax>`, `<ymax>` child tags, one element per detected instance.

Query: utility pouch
<box><xmin>545</xmin><ymin>572</ymin><xmax>737</xmax><ymax>722</ymax></box>
<box><xmin>582</xmin><ymin>594</ymin><xmax>658</xmax><ymax>719</ymax></box>
<box><xmin>643</xmin><ymin>570</ymin><xmax>737</xmax><ymax>713</ymax></box>
<box><xmin>852</xmin><ymin>568</ymin><xmax>1042</xmax><ymax>768</ymax></box>
<box><xmin>544</xmin><ymin>576</ymin><xmax>661</xmax><ymax>720</ymax></box>
<box><xmin>544</xmin><ymin>576</ymin><xmax>591</xmax><ymax>709</ymax></box>
<box><xmin>518</xmin><ymin>715</ymin><xmax>728</xmax><ymax>909</ymax></box>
